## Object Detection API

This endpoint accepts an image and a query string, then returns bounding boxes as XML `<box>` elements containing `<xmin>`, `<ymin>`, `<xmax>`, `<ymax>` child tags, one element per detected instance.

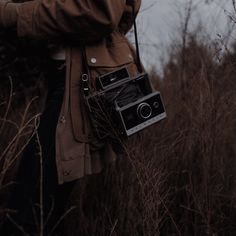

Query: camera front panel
<box><xmin>117</xmin><ymin>91</ymin><xmax>166</xmax><ymax>136</ymax></box>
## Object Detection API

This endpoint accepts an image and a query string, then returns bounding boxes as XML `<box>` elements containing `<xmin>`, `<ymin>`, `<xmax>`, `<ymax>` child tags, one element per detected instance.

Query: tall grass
<box><xmin>0</xmin><ymin>79</ymin><xmax>43</xmax><ymax>223</ymax></box>
<box><xmin>56</xmin><ymin>35</ymin><xmax>236</xmax><ymax>236</ymax></box>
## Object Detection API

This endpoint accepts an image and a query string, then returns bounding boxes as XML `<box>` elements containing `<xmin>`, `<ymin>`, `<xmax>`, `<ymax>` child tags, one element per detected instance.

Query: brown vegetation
<box><xmin>63</xmin><ymin>35</ymin><xmax>236</xmax><ymax>235</ymax></box>
<box><xmin>1</xmin><ymin>8</ymin><xmax>236</xmax><ymax>236</ymax></box>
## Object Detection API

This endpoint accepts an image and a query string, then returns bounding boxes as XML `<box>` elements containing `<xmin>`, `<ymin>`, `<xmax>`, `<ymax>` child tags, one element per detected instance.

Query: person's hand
<box><xmin>0</xmin><ymin>0</ymin><xmax>18</xmax><ymax>29</ymax></box>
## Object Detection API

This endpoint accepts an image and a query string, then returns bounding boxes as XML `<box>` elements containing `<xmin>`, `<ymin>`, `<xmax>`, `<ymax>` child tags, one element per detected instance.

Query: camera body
<box><xmin>85</xmin><ymin>67</ymin><xmax>166</xmax><ymax>138</ymax></box>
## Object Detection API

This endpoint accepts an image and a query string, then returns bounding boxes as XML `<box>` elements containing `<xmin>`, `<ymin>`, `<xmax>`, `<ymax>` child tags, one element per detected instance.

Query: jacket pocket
<box><xmin>72</xmin><ymin>39</ymin><xmax>140</xmax><ymax>143</ymax></box>
<box><xmin>85</xmin><ymin>39</ymin><xmax>139</xmax><ymax>84</ymax></box>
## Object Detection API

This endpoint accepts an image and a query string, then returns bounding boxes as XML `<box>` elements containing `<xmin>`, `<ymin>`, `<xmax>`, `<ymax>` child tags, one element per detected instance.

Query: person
<box><xmin>0</xmin><ymin>0</ymin><xmax>141</xmax><ymax>235</ymax></box>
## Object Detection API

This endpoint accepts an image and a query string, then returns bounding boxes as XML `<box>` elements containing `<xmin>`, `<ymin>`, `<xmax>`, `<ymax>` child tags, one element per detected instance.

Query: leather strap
<box><xmin>131</xmin><ymin>2</ymin><xmax>142</xmax><ymax>73</ymax></box>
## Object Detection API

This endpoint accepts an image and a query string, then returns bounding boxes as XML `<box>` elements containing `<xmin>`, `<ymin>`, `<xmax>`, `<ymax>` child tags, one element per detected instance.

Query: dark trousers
<box><xmin>1</xmin><ymin>60</ymin><xmax>75</xmax><ymax>235</ymax></box>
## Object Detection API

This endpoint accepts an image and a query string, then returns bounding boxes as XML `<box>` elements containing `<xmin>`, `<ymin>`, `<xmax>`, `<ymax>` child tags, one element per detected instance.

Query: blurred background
<box><xmin>138</xmin><ymin>0</ymin><xmax>235</xmax><ymax>72</ymax></box>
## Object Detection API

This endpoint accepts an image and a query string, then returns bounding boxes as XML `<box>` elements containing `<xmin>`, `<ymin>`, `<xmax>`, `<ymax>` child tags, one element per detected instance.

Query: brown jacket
<box><xmin>16</xmin><ymin>0</ymin><xmax>141</xmax><ymax>184</ymax></box>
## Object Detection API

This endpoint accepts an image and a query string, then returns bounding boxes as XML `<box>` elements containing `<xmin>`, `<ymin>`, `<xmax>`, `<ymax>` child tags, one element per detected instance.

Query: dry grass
<box><xmin>1</xmin><ymin>7</ymin><xmax>236</xmax><ymax>236</ymax></box>
<box><xmin>58</xmin><ymin>36</ymin><xmax>236</xmax><ymax>235</ymax></box>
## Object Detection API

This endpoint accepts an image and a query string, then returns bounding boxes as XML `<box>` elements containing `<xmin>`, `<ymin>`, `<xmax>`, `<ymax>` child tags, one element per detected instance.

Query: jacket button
<box><xmin>60</xmin><ymin>116</ymin><xmax>66</xmax><ymax>123</ymax></box>
<box><xmin>91</xmin><ymin>58</ymin><xmax>97</xmax><ymax>64</ymax></box>
<box><xmin>63</xmin><ymin>170</ymin><xmax>71</xmax><ymax>176</ymax></box>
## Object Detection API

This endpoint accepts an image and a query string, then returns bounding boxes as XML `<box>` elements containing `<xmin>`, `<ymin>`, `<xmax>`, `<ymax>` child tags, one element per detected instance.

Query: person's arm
<box><xmin>0</xmin><ymin>1</ymin><xmax>19</xmax><ymax>28</ymax></box>
<box><xmin>118</xmin><ymin>0</ymin><xmax>141</xmax><ymax>35</ymax></box>
<box><xmin>0</xmin><ymin>0</ymin><xmax>128</xmax><ymax>42</ymax></box>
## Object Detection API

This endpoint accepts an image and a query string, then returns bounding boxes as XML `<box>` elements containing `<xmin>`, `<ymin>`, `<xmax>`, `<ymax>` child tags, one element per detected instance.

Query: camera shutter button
<box><xmin>153</xmin><ymin>101</ymin><xmax>159</xmax><ymax>109</ymax></box>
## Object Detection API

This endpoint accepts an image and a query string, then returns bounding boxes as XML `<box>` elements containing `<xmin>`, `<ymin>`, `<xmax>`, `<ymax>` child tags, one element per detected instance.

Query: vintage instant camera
<box><xmin>83</xmin><ymin>67</ymin><xmax>166</xmax><ymax>138</ymax></box>
<box><xmin>83</xmin><ymin>1</ymin><xmax>166</xmax><ymax>139</ymax></box>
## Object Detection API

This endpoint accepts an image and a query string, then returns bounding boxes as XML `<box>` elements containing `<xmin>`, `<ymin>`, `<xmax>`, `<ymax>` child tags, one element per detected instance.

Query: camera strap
<box><xmin>131</xmin><ymin>2</ymin><xmax>142</xmax><ymax>73</ymax></box>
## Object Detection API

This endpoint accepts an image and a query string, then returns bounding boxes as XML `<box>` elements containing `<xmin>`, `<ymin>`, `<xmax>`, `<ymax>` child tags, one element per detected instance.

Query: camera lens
<box><xmin>137</xmin><ymin>102</ymin><xmax>152</xmax><ymax>119</ymax></box>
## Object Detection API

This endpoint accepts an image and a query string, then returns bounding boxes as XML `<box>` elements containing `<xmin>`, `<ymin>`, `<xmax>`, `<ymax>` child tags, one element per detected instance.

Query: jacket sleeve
<box><xmin>16</xmin><ymin>0</ymin><xmax>127</xmax><ymax>42</ymax></box>
<box><xmin>118</xmin><ymin>0</ymin><xmax>141</xmax><ymax>35</ymax></box>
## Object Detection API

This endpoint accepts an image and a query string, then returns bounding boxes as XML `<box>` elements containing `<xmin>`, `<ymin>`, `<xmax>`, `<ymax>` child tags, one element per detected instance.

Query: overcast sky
<box><xmin>136</xmin><ymin>0</ymin><xmax>236</xmax><ymax>72</ymax></box>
